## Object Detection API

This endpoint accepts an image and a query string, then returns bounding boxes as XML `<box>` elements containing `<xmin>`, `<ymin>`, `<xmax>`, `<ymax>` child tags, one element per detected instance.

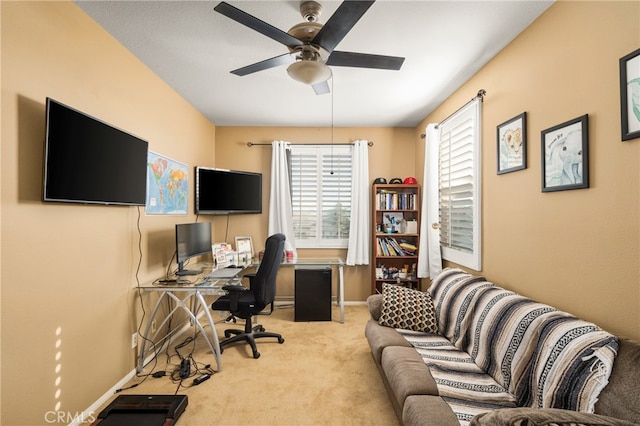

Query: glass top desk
<box><xmin>136</xmin><ymin>257</ymin><xmax>345</xmax><ymax>374</ymax></box>
<box><xmin>136</xmin><ymin>263</ymin><xmax>244</xmax><ymax>374</ymax></box>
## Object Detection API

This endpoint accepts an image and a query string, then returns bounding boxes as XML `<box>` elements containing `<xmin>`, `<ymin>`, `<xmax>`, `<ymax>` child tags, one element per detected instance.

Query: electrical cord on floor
<box><xmin>116</xmin><ymin>206</ymin><xmax>158</xmax><ymax>394</ymax></box>
<box><xmin>166</xmin><ymin>330</ymin><xmax>216</xmax><ymax>389</ymax></box>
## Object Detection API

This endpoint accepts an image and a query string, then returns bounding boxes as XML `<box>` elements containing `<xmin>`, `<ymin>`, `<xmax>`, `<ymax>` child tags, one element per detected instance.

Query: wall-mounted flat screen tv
<box><xmin>43</xmin><ymin>98</ymin><xmax>149</xmax><ymax>206</ymax></box>
<box><xmin>195</xmin><ymin>167</ymin><xmax>262</xmax><ymax>215</ymax></box>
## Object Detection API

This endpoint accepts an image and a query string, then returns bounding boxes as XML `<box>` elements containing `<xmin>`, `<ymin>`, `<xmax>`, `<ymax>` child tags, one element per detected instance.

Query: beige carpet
<box><xmin>106</xmin><ymin>304</ymin><xmax>399</xmax><ymax>425</ymax></box>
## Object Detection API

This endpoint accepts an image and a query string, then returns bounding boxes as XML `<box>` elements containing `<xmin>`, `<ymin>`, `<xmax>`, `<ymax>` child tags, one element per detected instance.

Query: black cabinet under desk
<box><xmin>294</xmin><ymin>267</ymin><xmax>332</xmax><ymax>322</ymax></box>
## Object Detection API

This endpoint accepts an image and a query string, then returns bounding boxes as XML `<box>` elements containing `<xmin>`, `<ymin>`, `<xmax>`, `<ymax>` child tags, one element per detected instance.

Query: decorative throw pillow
<box><xmin>378</xmin><ymin>283</ymin><xmax>438</xmax><ymax>333</ymax></box>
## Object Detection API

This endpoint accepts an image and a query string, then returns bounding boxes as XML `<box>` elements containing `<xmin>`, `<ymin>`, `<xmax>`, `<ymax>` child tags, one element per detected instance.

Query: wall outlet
<box><xmin>131</xmin><ymin>332</ymin><xmax>138</xmax><ymax>349</ymax></box>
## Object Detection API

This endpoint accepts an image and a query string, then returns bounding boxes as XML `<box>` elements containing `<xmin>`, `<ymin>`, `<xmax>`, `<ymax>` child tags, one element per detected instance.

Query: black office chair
<box><xmin>211</xmin><ymin>233</ymin><xmax>286</xmax><ymax>359</ymax></box>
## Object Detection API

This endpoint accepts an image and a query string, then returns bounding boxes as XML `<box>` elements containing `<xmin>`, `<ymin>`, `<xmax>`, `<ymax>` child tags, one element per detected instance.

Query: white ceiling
<box><xmin>75</xmin><ymin>0</ymin><xmax>553</xmax><ymax>128</ymax></box>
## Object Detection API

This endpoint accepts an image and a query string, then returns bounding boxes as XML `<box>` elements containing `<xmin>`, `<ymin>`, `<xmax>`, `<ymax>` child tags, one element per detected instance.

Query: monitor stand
<box><xmin>176</xmin><ymin>269</ymin><xmax>200</xmax><ymax>276</ymax></box>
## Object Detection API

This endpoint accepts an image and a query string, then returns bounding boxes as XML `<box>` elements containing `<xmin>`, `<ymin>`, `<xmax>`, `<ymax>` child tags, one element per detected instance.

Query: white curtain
<box><xmin>268</xmin><ymin>141</ymin><xmax>297</xmax><ymax>257</ymax></box>
<box><xmin>417</xmin><ymin>124</ymin><xmax>442</xmax><ymax>278</ymax></box>
<box><xmin>346</xmin><ymin>140</ymin><xmax>370</xmax><ymax>265</ymax></box>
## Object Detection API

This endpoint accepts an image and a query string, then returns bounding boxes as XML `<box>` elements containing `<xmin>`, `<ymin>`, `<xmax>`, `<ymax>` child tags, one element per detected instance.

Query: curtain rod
<box><xmin>246</xmin><ymin>141</ymin><xmax>374</xmax><ymax>147</ymax></box>
<box><xmin>420</xmin><ymin>89</ymin><xmax>486</xmax><ymax>139</ymax></box>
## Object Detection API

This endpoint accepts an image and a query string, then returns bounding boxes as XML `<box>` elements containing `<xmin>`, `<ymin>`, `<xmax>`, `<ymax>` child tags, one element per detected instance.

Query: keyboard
<box><xmin>205</xmin><ymin>267</ymin><xmax>242</xmax><ymax>279</ymax></box>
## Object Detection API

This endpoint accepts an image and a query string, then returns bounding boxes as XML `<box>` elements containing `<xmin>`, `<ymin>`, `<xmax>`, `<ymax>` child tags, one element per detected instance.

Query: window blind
<box><xmin>290</xmin><ymin>145</ymin><xmax>351</xmax><ymax>248</ymax></box>
<box><xmin>438</xmin><ymin>99</ymin><xmax>481</xmax><ymax>270</ymax></box>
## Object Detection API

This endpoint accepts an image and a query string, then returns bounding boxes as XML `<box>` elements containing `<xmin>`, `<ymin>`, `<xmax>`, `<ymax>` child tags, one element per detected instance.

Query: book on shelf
<box><xmin>376</xmin><ymin>236</ymin><xmax>417</xmax><ymax>256</ymax></box>
<box><xmin>399</xmin><ymin>240</ymin><xmax>417</xmax><ymax>253</ymax></box>
<box><xmin>376</xmin><ymin>192</ymin><xmax>416</xmax><ymax>210</ymax></box>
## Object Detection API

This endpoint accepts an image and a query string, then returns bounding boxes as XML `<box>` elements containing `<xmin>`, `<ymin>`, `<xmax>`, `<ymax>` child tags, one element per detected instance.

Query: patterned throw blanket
<box><xmin>400</xmin><ymin>268</ymin><xmax>618</xmax><ymax>426</ymax></box>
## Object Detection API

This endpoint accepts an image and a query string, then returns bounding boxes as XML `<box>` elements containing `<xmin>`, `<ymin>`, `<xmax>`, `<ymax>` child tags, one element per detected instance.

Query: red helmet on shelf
<box><xmin>403</xmin><ymin>177</ymin><xmax>417</xmax><ymax>184</ymax></box>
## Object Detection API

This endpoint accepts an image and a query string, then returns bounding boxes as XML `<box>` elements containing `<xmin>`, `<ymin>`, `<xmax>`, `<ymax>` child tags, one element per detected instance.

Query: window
<box><xmin>438</xmin><ymin>99</ymin><xmax>482</xmax><ymax>270</ymax></box>
<box><xmin>289</xmin><ymin>145</ymin><xmax>352</xmax><ymax>248</ymax></box>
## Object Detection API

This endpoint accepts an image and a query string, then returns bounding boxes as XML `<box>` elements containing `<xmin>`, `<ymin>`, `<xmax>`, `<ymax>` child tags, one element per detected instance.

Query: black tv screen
<box><xmin>175</xmin><ymin>222</ymin><xmax>212</xmax><ymax>275</ymax></box>
<box><xmin>195</xmin><ymin>167</ymin><xmax>262</xmax><ymax>215</ymax></box>
<box><xmin>43</xmin><ymin>98</ymin><xmax>149</xmax><ymax>206</ymax></box>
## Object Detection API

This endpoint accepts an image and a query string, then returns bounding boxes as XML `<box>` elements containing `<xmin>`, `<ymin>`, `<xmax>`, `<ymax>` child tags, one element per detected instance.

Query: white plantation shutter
<box><xmin>438</xmin><ymin>99</ymin><xmax>481</xmax><ymax>270</ymax></box>
<box><xmin>290</xmin><ymin>145</ymin><xmax>351</xmax><ymax>248</ymax></box>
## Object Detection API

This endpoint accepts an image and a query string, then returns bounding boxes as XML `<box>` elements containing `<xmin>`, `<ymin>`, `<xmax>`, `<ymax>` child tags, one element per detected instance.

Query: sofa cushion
<box><xmin>367</xmin><ymin>294</ymin><xmax>383</xmax><ymax>321</ymax></box>
<box><xmin>381</xmin><ymin>346</ymin><xmax>439</xmax><ymax>409</ymax></box>
<box><xmin>595</xmin><ymin>338</ymin><xmax>640</xmax><ymax>423</ymax></box>
<box><xmin>400</xmin><ymin>331</ymin><xmax>518</xmax><ymax>406</ymax></box>
<box><xmin>470</xmin><ymin>407</ymin><xmax>637</xmax><ymax>426</ymax></box>
<box><xmin>364</xmin><ymin>319</ymin><xmax>412</xmax><ymax>365</ymax></box>
<box><xmin>378</xmin><ymin>283</ymin><xmax>438</xmax><ymax>333</ymax></box>
<box><xmin>403</xmin><ymin>395</ymin><xmax>460</xmax><ymax>426</ymax></box>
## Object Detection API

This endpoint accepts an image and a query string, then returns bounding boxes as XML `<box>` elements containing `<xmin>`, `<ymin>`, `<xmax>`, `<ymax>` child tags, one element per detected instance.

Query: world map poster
<box><xmin>146</xmin><ymin>151</ymin><xmax>188</xmax><ymax>215</ymax></box>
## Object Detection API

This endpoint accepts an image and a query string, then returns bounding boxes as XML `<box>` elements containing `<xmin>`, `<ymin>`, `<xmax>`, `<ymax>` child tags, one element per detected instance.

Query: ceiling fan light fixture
<box><xmin>287</xmin><ymin>60</ymin><xmax>332</xmax><ymax>85</ymax></box>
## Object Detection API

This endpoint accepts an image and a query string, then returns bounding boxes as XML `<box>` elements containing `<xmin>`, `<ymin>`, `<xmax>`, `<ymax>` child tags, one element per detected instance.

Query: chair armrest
<box><xmin>221</xmin><ymin>284</ymin><xmax>248</xmax><ymax>292</ymax></box>
<box><xmin>242</xmin><ymin>273</ymin><xmax>257</xmax><ymax>289</ymax></box>
<box><xmin>221</xmin><ymin>284</ymin><xmax>248</xmax><ymax>312</ymax></box>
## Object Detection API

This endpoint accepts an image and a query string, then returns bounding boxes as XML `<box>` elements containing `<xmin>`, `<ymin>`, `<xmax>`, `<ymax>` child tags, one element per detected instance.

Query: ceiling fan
<box><xmin>214</xmin><ymin>0</ymin><xmax>405</xmax><ymax>95</ymax></box>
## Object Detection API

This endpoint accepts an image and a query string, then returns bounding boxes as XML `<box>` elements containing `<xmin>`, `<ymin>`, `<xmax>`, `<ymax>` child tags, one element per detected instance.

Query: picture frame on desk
<box><xmin>235</xmin><ymin>236</ymin><xmax>254</xmax><ymax>258</ymax></box>
<box><xmin>212</xmin><ymin>242</ymin><xmax>231</xmax><ymax>265</ymax></box>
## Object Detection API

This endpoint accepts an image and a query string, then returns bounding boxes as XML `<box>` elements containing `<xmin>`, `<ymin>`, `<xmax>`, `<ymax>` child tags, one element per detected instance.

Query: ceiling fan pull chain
<box><xmin>330</xmin><ymin>76</ymin><xmax>335</xmax><ymax>175</ymax></box>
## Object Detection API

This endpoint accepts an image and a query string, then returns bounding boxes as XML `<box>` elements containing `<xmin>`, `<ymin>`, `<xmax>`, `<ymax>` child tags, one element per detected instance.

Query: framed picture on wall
<box><xmin>497</xmin><ymin>112</ymin><xmax>527</xmax><ymax>174</ymax></box>
<box><xmin>620</xmin><ymin>48</ymin><xmax>640</xmax><ymax>141</ymax></box>
<box><xmin>541</xmin><ymin>114</ymin><xmax>589</xmax><ymax>192</ymax></box>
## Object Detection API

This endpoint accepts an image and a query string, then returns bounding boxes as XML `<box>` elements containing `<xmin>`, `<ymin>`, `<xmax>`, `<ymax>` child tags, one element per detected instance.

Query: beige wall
<box><xmin>1</xmin><ymin>2</ymin><xmax>215</xmax><ymax>424</ymax></box>
<box><xmin>214</xmin><ymin>126</ymin><xmax>417</xmax><ymax>301</ymax></box>
<box><xmin>417</xmin><ymin>1</ymin><xmax>640</xmax><ymax>342</ymax></box>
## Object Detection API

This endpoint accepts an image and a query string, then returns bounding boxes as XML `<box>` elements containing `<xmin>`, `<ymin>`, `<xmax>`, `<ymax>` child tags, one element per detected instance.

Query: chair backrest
<box><xmin>251</xmin><ymin>233</ymin><xmax>286</xmax><ymax>309</ymax></box>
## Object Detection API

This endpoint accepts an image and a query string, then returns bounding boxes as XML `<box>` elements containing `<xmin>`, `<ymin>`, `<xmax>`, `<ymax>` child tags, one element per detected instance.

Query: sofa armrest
<box><xmin>595</xmin><ymin>338</ymin><xmax>640</xmax><ymax>423</ymax></box>
<box><xmin>470</xmin><ymin>408</ymin><xmax>636</xmax><ymax>426</ymax></box>
<box><xmin>367</xmin><ymin>294</ymin><xmax>383</xmax><ymax>320</ymax></box>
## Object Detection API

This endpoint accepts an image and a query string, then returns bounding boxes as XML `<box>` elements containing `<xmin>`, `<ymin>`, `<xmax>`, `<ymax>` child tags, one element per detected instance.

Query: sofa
<box><xmin>365</xmin><ymin>268</ymin><xmax>640</xmax><ymax>425</ymax></box>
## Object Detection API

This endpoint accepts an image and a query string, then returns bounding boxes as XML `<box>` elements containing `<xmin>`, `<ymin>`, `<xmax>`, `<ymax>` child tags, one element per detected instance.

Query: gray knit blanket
<box><xmin>400</xmin><ymin>268</ymin><xmax>618</xmax><ymax>426</ymax></box>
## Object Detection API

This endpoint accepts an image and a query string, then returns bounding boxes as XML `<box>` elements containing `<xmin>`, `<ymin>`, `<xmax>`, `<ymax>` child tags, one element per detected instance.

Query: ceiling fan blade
<box><xmin>214</xmin><ymin>2</ymin><xmax>304</xmax><ymax>48</ymax></box>
<box><xmin>311</xmin><ymin>0</ymin><xmax>375</xmax><ymax>53</ymax></box>
<box><xmin>231</xmin><ymin>53</ymin><xmax>295</xmax><ymax>76</ymax></box>
<box><xmin>326</xmin><ymin>51</ymin><xmax>405</xmax><ymax>70</ymax></box>
<box><xmin>312</xmin><ymin>81</ymin><xmax>330</xmax><ymax>95</ymax></box>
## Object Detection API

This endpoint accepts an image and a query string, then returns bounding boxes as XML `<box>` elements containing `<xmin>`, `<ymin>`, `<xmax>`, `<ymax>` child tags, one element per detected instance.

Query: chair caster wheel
<box><xmin>253</xmin><ymin>351</ymin><xmax>260</xmax><ymax>359</ymax></box>
<box><xmin>220</xmin><ymin>347</ymin><xmax>224</xmax><ymax>354</ymax></box>
<box><xmin>258</xmin><ymin>326</ymin><xmax>265</xmax><ymax>332</ymax></box>
<box><xmin>278</xmin><ymin>337</ymin><xmax>285</xmax><ymax>344</ymax></box>
<box><xmin>224</xmin><ymin>331</ymin><xmax>232</xmax><ymax>338</ymax></box>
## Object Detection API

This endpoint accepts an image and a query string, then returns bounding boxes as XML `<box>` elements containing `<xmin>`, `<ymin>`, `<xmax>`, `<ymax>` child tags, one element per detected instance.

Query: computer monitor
<box><xmin>175</xmin><ymin>222</ymin><xmax>212</xmax><ymax>276</ymax></box>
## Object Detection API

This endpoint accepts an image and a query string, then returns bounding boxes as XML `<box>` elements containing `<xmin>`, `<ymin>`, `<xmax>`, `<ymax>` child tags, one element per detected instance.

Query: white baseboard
<box><xmin>274</xmin><ymin>297</ymin><xmax>367</xmax><ymax>306</ymax></box>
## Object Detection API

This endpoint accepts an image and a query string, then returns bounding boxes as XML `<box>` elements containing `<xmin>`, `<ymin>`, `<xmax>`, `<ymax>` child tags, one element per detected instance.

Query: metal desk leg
<box><xmin>339</xmin><ymin>264</ymin><xmax>344</xmax><ymax>324</ymax></box>
<box><xmin>137</xmin><ymin>291</ymin><xmax>168</xmax><ymax>373</ymax></box>
<box><xmin>194</xmin><ymin>290</ymin><xmax>222</xmax><ymax>372</ymax></box>
<box><xmin>137</xmin><ymin>290</ymin><xmax>222</xmax><ymax>373</ymax></box>
<box><xmin>166</xmin><ymin>291</ymin><xmax>222</xmax><ymax>372</ymax></box>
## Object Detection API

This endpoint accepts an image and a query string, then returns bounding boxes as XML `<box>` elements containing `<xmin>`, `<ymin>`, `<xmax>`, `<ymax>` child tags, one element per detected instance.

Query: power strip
<box><xmin>193</xmin><ymin>373</ymin><xmax>211</xmax><ymax>385</ymax></box>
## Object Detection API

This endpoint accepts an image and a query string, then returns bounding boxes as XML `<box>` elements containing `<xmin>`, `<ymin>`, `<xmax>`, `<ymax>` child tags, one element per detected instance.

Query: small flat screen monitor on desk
<box><xmin>175</xmin><ymin>222</ymin><xmax>211</xmax><ymax>276</ymax></box>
